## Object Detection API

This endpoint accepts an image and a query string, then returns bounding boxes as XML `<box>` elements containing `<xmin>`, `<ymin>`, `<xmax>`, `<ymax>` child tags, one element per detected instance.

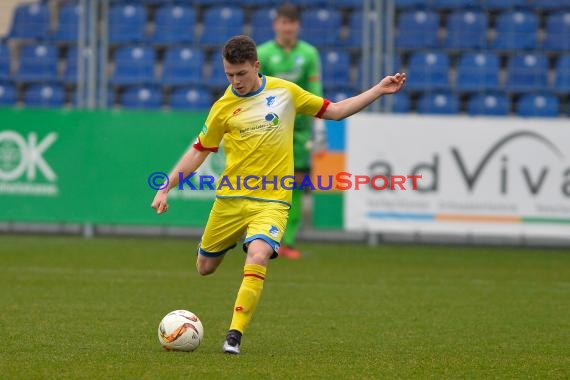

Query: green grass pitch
<box><xmin>1</xmin><ymin>235</ymin><xmax>569</xmax><ymax>379</ymax></box>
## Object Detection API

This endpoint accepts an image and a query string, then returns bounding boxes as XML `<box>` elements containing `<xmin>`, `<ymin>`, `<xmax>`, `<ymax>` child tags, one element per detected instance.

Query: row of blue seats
<box><xmin>397</xmin><ymin>9</ymin><xmax>570</xmax><ymax>50</ymax></box>
<box><xmin>405</xmin><ymin>51</ymin><xmax>570</xmax><ymax>92</ymax></box>
<box><xmin>1</xmin><ymin>82</ymin><xmax>566</xmax><ymax>117</ymax></box>
<box><xmin>0</xmin><ymin>83</ymin><xmax>213</xmax><ymax>110</ymax></box>
<box><xmin>334</xmin><ymin>90</ymin><xmax>568</xmax><ymax>117</ymax></box>
<box><xmin>3</xmin><ymin>43</ymin><xmax>570</xmax><ymax>93</ymax></box>
<box><xmin>86</xmin><ymin>0</ymin><xmax>570</xmax><ymax>11</ymax></box>
<box><xmin>395</xmin><ymin>0</ymin><xmax>570</xmax><ymax>10</ymax></box>
<box><xmin>10</xmin><ymin>2</ymin><xmax>570</xmax><ymax>50</ymax></box>
<box><xmin>7</xmin><ymin>3</ymin><xmax>365</xmax><ymax>48</ymax></box>
<box><xmin>0</xmin><ymin>44</ymin><xmax>356</xmax><ymax>90</ymax></box>
<box><xmin>105</xmin><ymin>0</ymin><xmax>363</xmax><ymax>8</ymax></box>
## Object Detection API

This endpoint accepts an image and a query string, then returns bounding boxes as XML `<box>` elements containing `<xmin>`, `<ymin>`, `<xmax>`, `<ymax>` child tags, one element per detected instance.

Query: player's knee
<box><xmin>196</xmin><ymin>260</ymin><xmax>217</xmax><ymax>276</ymax></box>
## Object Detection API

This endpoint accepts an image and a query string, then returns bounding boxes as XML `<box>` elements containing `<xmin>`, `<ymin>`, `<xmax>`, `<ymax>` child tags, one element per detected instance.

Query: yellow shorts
<box><xmin>198</xmin><ymin>197</ymin><xmax>289</xmax><ymax>259</ymax></box>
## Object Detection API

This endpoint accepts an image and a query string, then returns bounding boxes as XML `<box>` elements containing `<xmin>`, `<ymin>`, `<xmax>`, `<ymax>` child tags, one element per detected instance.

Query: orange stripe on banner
<box><xmin>311</xmin><ymin>152</ymin><xmax>345</xmax><ymax>192</ymax></box>
<box><xmin>244</xmin><ymin>273</ymin><xmax>265</xmax><ymax>280</ymax></box>
<box><xmin>436</xmin><ymin>214</ymin><xmax>521</xmax><ymax>223</ymax></box>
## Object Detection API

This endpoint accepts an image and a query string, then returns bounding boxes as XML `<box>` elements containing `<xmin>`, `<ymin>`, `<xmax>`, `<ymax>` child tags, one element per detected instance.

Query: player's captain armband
<box><xmin>193</xmin><ymin>136</ymin><xmax>219</xmax><ymax>152</ymax></box>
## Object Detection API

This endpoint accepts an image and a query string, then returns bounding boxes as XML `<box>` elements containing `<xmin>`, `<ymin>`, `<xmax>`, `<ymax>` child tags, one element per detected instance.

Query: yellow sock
<box><xmin>229</xmin><ymin>264</ymin><xmax>267</xmax><ymax>334</ymax></box>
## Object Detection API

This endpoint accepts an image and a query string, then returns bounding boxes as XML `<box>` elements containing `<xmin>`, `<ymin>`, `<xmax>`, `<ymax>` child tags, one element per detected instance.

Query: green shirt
<box><xmin>257</xmin><ymin>40</ymin><xmax>323</xmax><ymax>98</ymax></box>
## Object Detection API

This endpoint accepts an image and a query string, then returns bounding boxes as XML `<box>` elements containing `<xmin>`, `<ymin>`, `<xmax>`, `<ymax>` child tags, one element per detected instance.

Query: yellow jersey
<box><xmin>193</xmin><ymin>75</ymin><xmax>329</xmax><ymax>206</ymax></box>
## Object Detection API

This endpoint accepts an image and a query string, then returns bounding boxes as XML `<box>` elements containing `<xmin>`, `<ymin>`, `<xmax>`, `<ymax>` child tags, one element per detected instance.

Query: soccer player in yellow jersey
<box><xmin>151</xmin><ymin>35</ymin><xmax>406</xmax><ymax>354</ymax></box>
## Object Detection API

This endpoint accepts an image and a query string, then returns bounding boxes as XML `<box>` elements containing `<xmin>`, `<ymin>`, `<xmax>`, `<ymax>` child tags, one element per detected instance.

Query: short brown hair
<box><xmin>222</xmin><ymin>35</ymin><xmax>258</xmax><ymax>65</ymax></box>
<box><xmin>276</xmin><ymin>3</ymin><xmax>300</xmax><ymax>21</ymax></box>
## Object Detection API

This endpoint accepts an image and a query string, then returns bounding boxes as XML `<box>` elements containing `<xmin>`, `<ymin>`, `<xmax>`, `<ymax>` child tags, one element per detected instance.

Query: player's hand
<box><xmin>151</xmin><ymin>191</ymin><xmax>169</xmax><ymax>214</ymax></box>
<box><xmin>378</xmin><ymin>73</ymin><xmax>406</xmax><ymax>95</ymax></box>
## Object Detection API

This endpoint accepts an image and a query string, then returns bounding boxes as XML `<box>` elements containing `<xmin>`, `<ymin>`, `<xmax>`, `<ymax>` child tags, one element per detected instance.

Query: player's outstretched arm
<box><xmin>320</xmin><ymin>73</ymin><xmax>406</xmax><ymax>121</ymax></box>
<box><xmin>151</xmin><ymin>147</ymin><xmax>210</xmax><ymax>214</ymax></box>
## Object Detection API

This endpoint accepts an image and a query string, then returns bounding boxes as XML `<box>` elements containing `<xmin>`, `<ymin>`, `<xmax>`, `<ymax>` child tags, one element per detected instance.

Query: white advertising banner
<box><xmin>346</xmin><ymin>114</ymin><xmax>570</xmax><ymax>238</ymax></box>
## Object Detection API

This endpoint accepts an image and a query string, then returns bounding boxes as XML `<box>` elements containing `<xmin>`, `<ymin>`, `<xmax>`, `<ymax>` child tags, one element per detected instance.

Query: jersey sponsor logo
<box><xmin>232</xmin><ymin>107</ymin><xmax>243</xmax><ymax>117</ymax></box>
<box><xmin>237</xmin><ymin>113</ymin><xmax>281</xmax><ymax>137</ymax></box>
<box><xmin>266</xmin><ymin>96</ymin><xmax>276</xmax><ymax>107</ymax></box>
<box><xmin>265</xmin><ymin>112</ymin><xmax>280</xmax><ymax>126</ymax></box>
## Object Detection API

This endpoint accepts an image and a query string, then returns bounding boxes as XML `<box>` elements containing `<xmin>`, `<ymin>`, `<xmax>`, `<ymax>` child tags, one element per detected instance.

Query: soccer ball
<box><xmin>158</xmin><ymin>310</ymin><xmax>204</xmax><ymax>352</ymax></box>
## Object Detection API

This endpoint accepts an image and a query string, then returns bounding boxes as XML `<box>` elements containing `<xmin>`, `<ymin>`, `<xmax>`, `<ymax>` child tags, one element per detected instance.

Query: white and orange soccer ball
<box><xmin>158</xmin><ymin>310</ymin><xmax>204</xmax><ymax>352</ymax></box>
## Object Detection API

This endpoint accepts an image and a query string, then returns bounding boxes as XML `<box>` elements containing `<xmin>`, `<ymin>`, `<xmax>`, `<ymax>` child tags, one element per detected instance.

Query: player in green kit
<box><xmin>257</xmin><ymin>4</ymin><xmax>323</xmax><ymax>260</ymax></box>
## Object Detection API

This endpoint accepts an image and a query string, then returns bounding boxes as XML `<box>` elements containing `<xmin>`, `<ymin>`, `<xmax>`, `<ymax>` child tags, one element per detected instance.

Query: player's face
<box><xmin>273</xmin><ymin>16</ymin><xmax>300</xmax><ymax>45</ymax></box>
<box><xmin>223</xmin><ymin>59</ymin><xmax>261</xmax><ymax>96</ymax></box>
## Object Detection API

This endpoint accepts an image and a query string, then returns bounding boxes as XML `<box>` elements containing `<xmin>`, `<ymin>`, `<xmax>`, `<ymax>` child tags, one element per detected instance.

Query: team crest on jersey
<box><xmin>266</xmin><ymin>96</ymin><xmax>276</xmax><ymax>106</ymax></box>
<box><xmin>265</xmin><ymin>112</ymin><xmax>280</xmax><ymax>126</ymax></box>
<box><xmin>269</xmin><ymin>225</ymin><xmax>279</xmax><ymax>237</ymax></box>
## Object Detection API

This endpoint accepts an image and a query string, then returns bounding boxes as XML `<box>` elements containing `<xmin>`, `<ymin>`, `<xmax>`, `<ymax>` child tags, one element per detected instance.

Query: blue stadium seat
<box><xmin>234</xmin><ymin>0</ymin><xmax>275</xmax><ymax>5</ymax></box>
<box><xmin>61</xmin><ymin>47</ymin><xmax>91</xmax><ymax>85</ymax></box>
<box><xmin>110</xmin><ymin>46</ymin><xmax>156</xmax><ymax>85</ymax></box>
<box><xmin>108</xmin><ymin>4</ymin><xmax>147</xmax><ymax>43</ymax></box>
<box><xmin>396</xmin><ymin>10</ymin><xmax>439</xmax><ymax>49</ymax></box>
<box><xmin>532</xmin><ymin>0</ymin><xmax>569</xmax><ymax>10</ymax></box>
<box><xmin>250</xmin><ymin>8</ymin><xmax>276</xmax><ymax>45</ymax></box>
<box><xmin>24</xmin><ymin>84</ymin><xmax>65</xmax><ymax>108</ymax></box>
<box><xmin>543</xmin><ymin>12</ymin><xmax>570</xmax><ymax>51</ymax></box>
<box><xmin>16</xmin><ymin>43</ymin><xmax>59</xmax><ymax>82</ymax></box>
<box><xmin>0</xmin><ymin>44</ymin><xmax>10</xmax><ymax>79</ymax></box>
<box><xmin>406</xmin><ymin>51</ymin><xmax>450</xmax><ymax>91</ymax></box>
<box><xmin>161</xmin><ymin>47</ymin><xmax>205</xmax><ymax>86</ymax></box>
<box><xmin>283</xmin><ymin>0</ymin><xmax>327</xmax><ymax>7</ymax></box>
<box><xmin>151</xmin><ymin>5</ymin><xmax>196</xmax><ymax>45</ymax></box>
<box><xmin>199</xmin><ymin>7</ymin><xmax>245</xmax><ymax>47</ymax></box>
<box><xmin>467</xmin><ymin>92</ymin><xmax>509</xmax><ymax>116</ymax></box>
<box><xmin>52</xmin><ymin>3</ymin><xmax>83</xmax><ymax>43</ymax></box>
<box><xmin>380</xmin><ymin>92</ymin><xmax>411</xmax><ymax>113</ymax></box>
<box><xmin>355</xmin><ymin>54</ymin><xmax>402</xmax><ymax>89</ymax></box>
<box><xmin>169</xmin><ymin>87</ymin><xmax>213</xmax><ymax>110</ymax></box>
<box><xmin>432</xmin><ymin>0</ymin><xmax>483</xmax><ymax>9</ymax></box>
<box><xmin>326</xmin><ymin>88</ymin><xmax>355</xmax><ymax>103</ymax></box>
<box><xmin>395</xmin><ymin>0</ymin><xmax>429</xmax><ymax>9</ymax></box>
<box><xmin>553</xmin><ymin>54</ymin><xmax>570</xmax><ymax>93</ymax></box>
<box><xmin>8</xmin><ymin>2</ymin><xmax>50</xmax><ymax>40</ymax></box>
<box><xmin>345</xmin><ymin>11</ymin><xmax>364</xmax><ymax>48</ymax></box>
<box><xmin>120</xmin><ymin>85</ymin><xmax>162</xmax><ymax>109</ymax></box>
<box><xmin>516</xmin><ymin>93</ymin><xmax>560</xmax><ymax>117</ymax></box>
<box><xmin>456</xmin><ymin>52</ymin><xmax>500</xmax><ymax>92</ymax></box>
<box><xmin>333</xmin><ymin>0</ymin><xmax>364</xmax><ymax>8</ymax></box>
<box><xmin>345</xmin><ymin>11</ymin><xmax>382</xmax><ymax>49</ymax></box>
<box><xmin>208</xmin><ymin>54</ymin><xmax>230</xmax><ymax>90</ymax></box>
<box><xmin>417</xmin><ymin>91</ymin><xmax>460</xmax><ymax>114</ymax></box>
<box><xmin>492</xmin><ymin>10</ymin><xmax>538</xmax><ymax>50</ymax></box>
<box><xmin>444</xmin><ymin>10</ymin><xmax>488</xmax><ymax>49</ymax></box>
<box><xmin>482</xmin><ymin>0</ymin><xmax>528</xmax><ymax>10</ymax></box>
<box><xmin>62</xmin><ymin>47</ymin><xmax>78</xmax><ymax>84</ymax></box>
<box><xmin>0</xmin><ymin>82</ymin><xmax>16</xmax><ymax>106</ymax></box>
<box><xmin>300</xmin><ymin>9</ymin><xmax>342</xmax><ymax>48</ymax></box>
<box><xmin>321</xmin><ymin>50</ymin><xmax>351</xmax><ymax>89</ymax></box>
<box><xmin>505</xmin><ymin>53</ymin><xmax>548</xmax><ymax>92</ymax></box>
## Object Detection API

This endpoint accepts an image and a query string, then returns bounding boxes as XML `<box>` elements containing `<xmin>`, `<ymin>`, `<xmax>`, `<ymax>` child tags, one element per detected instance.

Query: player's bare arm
<box><xmin>151</xmin><ymin>147</ymin><xmax>210</xmax><ymax>214</ymax></box>
<box><xmin>321</xmin><ymin>73</ymin><xmax>407</xmax><ymax>121</ymax></box>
